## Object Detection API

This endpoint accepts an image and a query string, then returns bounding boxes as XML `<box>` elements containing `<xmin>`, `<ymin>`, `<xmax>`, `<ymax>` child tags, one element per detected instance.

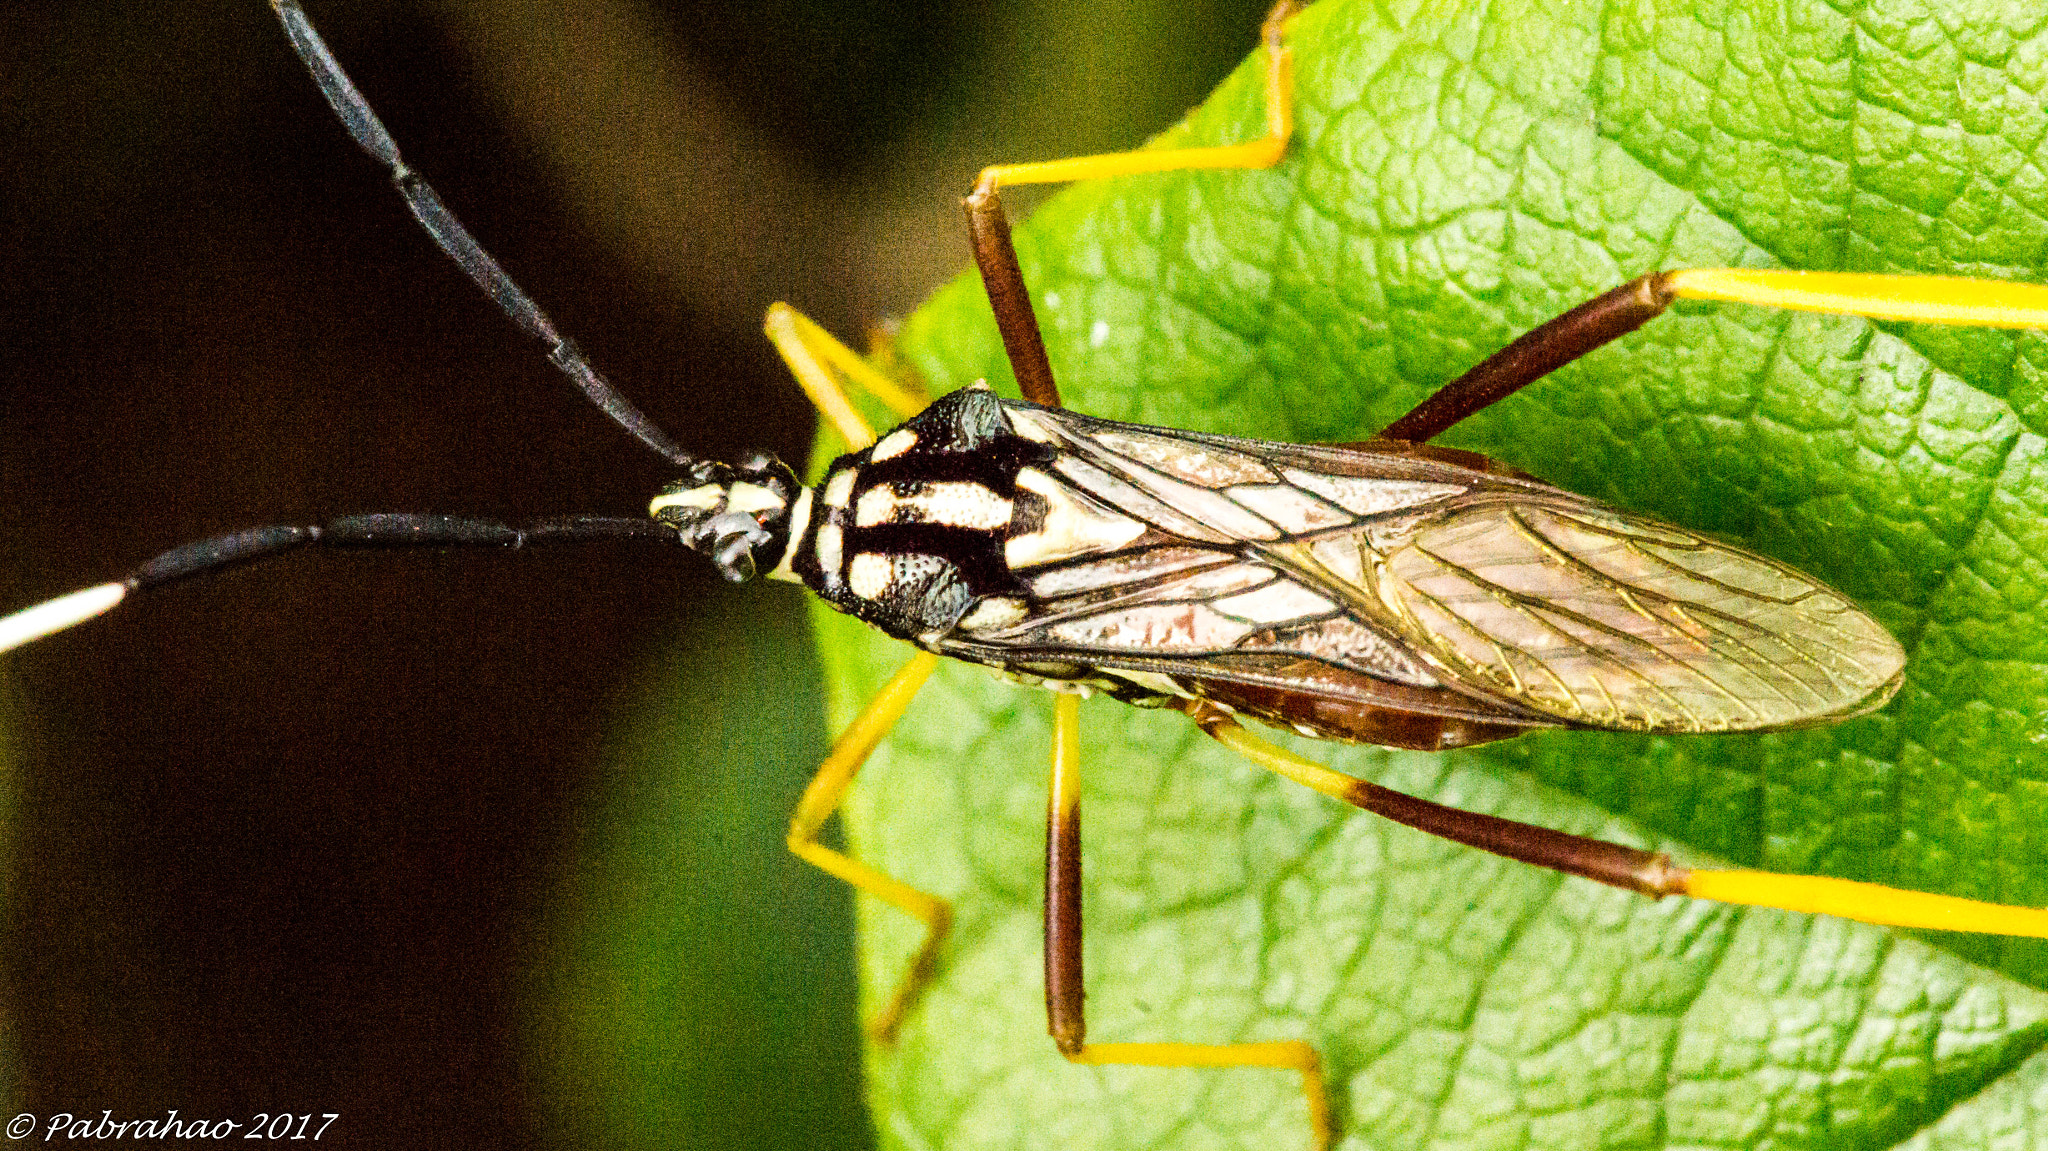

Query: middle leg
<box><xmin>1042</xmin><ymin>693</ymin><xmax>1334</xmax><ymax>1150</ymax></box>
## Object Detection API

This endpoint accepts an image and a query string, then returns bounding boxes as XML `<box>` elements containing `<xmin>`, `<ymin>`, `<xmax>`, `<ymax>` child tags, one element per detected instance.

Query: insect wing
<box><xmin>947</xmin><ymin>404</ymin><xmax>1536</xmax><ymax>727</ymax></box>
<box><xmin>958</xmin><ymin>402</ymin><xmax>1904</xmax><ymax>737</ymax></box>
<box><xmin>1373</xmin><ymin>497</ymin><xmax>1907</xmax><ymax>733</ymax></box>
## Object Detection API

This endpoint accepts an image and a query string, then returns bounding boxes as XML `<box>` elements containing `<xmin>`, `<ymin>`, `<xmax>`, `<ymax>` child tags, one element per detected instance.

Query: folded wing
<box><xmin>1372</xmin><ymin>500</ymin><xmax>1905</xmax><ymax>732</ymax></box>
<box><xmin>961</xmin><ymin>400</ymin><xmax>1904</xmax><ymax>736</ymax></box>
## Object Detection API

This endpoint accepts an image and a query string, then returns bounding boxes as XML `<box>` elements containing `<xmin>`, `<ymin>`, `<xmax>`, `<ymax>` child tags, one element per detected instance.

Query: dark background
<box><xmin>0</xmin><ymin>1</ymin><xmax>1265</xmax><ymax>1146</ymax></box>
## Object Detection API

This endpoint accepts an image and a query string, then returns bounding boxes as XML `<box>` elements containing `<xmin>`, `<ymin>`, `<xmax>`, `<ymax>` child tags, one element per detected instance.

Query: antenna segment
<box><xmin>0</xmin><ymin>515</ymin><xmax>684</xmax><ymax>654</ymax></box>
<box><xmin>269</xmin><ymin>0</ymin><xmax>696</xmax><ymax>468</ymax></box>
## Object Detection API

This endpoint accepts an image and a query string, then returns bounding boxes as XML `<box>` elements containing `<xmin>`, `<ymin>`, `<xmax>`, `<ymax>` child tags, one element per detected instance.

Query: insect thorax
<box><xmin>771</xmin><ymin>385</ymin><xmax>1054</xmax><ymax>644</ymax></box>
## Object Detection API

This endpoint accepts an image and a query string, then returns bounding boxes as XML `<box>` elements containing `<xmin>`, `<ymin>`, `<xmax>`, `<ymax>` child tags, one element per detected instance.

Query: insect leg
<box><xmin>761</xmin><ymin>305</ymin><xmax>948</xmax><ymax>1038</ymax></box>
<box><xmin>1044</xmin><ymin>695</ymin><xmax>1334</xmax><ymax>1151</ymax></box>
<box><xmin>1662</xmin><ymin>267</ymin><xmax>2048</xmax><ymax>328</ymax></box>
<box><xmin>962</xmin><ymin>0</ymin><xmax>1304</xmax><ymax>409</ymax></box>
<box><xmin>963</xmin><ymin>184</ymin><xmax>1058</xmax><ymax>408</ymax></box>
<box><xmin>1380</xmin><ymin>269</ymin><xmax>2048</xmax><ymax>444</ymax></box>
<box><xmin>761</xmin><ymin>303</ymin><xmax>928</xmax><ymax>450</ymax></box>
<box><xmin>1190</xmin><ymin>704</ymin><xmax>2048</xmax><ymax>938</ymax></box>
<box><xmin>1377</xmin><ymin>274</ymin><xmax>1676</xmax><ymax>444</ymax></box>
<box><xmin>975</xmin><ymin>0</ymin><xmax>1300</xmax><ymax>191</ymax></box>
<box><xmin>787</xmin><ymin>650</ymin><xmax>951</xmax><ymax>1042</ymax></box>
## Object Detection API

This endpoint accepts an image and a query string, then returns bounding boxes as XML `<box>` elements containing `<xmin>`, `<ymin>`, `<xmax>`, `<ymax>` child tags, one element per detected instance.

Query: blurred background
<box><xmin>0</xmin><ymin>0</ymin><xmax>1268</xmax><ymax>1147</ymax></box>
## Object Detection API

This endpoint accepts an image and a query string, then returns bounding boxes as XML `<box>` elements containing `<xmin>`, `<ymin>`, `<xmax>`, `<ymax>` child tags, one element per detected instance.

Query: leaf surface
<box><xmin>813</xmin><ymin>0</ymin><xmax>2048</xmax><ymax>1146</ymax></box>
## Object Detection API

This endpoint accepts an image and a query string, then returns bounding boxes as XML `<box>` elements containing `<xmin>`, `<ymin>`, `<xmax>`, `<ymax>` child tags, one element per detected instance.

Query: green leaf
<box><xmin>815</xmin><ymin>0</ymin><xmax>2048</xmax><ymax>1147</ymax></box>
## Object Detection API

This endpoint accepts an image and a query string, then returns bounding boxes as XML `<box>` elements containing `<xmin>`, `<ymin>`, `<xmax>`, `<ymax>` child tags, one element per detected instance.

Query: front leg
<box><xmin>787</xmin><ymin>651</ymin><xmax>952</xmax><ymax>1041</ymax></box>
<box><xmin>962</xmin><ymin>0</ymin><xmax>1306</xmax><ymax>410</ymax></box>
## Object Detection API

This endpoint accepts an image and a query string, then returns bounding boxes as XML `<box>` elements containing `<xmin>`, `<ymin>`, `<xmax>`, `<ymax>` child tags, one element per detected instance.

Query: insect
<box><xmin>12</xmin><ymin>2</ymin><xmax>2048</xmax><ymax>1146</ymax></box>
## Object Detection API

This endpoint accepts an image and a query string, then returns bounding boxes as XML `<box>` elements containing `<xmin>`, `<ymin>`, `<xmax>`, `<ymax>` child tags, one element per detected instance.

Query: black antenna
<box><xmin>0</xmin><ymin>4</ymin><xmax>721</xmax><ymax>652</ymax></box>
<box><xmin>0</xmin><ymin>515</ymin><xmax>689</xmax><ymax>653</ymax></box>
<box><xmin>269</xmin><ymin>0</ymin><xmax>696</xmax><ymax>468</ymax></box>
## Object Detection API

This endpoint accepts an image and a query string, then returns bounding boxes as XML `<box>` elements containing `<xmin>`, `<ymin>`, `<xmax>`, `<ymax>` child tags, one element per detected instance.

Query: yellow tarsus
<box><xmin>1665</xmin><ymin>268</ymin><xmax>2048</xmax><ymax>329</ymax></box>
<box><xmin>786</xmin><ymin>651</ymin><xmax>950</xmax><ymax>1041</ymax></box>
<box><xmin>974</xmin><ymin>0</ymin><xmax>1302</xmax><ymax>193</ymax></box>
<box><xmin>1070</xmin><ymin>1042</ymin><xmax>1332</xmax><ymax>1151</ymax></box>
<box><xmin>1682</xmin><ymin>869</ymin><xmax>2048</xmax><ymax>938</ymax></box>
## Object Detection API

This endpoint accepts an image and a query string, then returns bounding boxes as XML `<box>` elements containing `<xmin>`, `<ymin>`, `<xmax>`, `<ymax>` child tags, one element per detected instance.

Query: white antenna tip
<box><xmin>0</xmin><ymin>582</ymin><xmax>129</xmax><ymax>653</ymax></box>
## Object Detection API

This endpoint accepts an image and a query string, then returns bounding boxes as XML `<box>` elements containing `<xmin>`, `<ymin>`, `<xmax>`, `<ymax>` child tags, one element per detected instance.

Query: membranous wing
<box><xmin>1365</xmin><ymin>495</ymin><xmax>1905</xmax><ymax>731</ymax></box>
<box><xmin>942</xmin><ymin>399</ymin><xmax>1905</xmax><ymax>739</ymax></box>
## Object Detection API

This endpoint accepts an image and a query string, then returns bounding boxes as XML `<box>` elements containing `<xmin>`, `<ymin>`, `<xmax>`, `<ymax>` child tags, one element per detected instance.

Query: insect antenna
<box><xmin>1</xmin><ymin>3</ymin><xmax>735</xmax><ymax>653</ymax></box>
<box><xmin>268</xmin><ymin>0</ymin><xmax>694</xmax><ymax>468</ymax></box>
<box><xmin>0</xmin><ymin>515</ymin><xmax>688</xmax><ymax>654</ymax></box>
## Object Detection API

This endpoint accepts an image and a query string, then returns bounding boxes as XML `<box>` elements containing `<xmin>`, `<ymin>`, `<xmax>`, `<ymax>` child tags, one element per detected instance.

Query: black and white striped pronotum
<box><xmin>653</xmin><ymin>381</ymin><xmax>1904</xmax><ymax>751</ymax></box>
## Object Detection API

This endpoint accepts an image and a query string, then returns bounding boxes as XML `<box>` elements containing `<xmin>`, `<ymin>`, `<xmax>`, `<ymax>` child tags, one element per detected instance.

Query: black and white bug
<box><xmin>678</xmin><ymin>381</ymin><xmax>1902</xmax><ymax>742</ymax></box>
<box><xmin>14</xmin><ymin>1</ymin><xmax>2048</xmax><ymax>1149</ymax></box>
